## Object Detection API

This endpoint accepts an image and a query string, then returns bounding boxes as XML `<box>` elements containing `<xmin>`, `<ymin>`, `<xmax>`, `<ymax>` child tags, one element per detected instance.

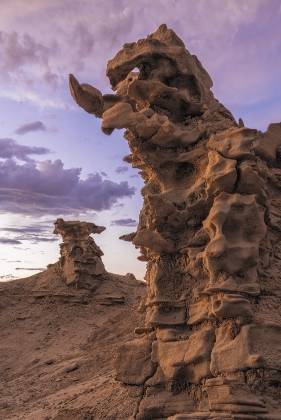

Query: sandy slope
<box><xmin>0</xmin><ymin>264</ymin><xmax>146</xmax><ymax>419</ymax></box>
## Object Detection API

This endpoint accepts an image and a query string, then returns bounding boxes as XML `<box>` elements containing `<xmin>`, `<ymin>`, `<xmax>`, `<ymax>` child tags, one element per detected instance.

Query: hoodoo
<box><xmin>54</xmin><ymin>218</ymin><xmax>106</xmax><ymax>288</ymax></box>
<box><xmin>70</xmin><ymin>24</ymin><xmax>281</xmax><ymax>419</ymax></box>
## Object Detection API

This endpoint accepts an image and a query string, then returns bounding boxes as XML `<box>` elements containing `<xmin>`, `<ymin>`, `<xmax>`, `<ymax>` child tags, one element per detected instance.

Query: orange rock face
<box><xmin>70</xmin><ymin>24</ymin><xmax>281</xmax><ymax>419</ymax></box>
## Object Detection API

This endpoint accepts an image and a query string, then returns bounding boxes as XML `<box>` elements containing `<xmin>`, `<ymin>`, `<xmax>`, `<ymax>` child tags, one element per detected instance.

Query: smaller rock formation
<box><xmin>54</xmin><ymin>218</ymin><xmax>106</xmax><ymax>288</ymax></box>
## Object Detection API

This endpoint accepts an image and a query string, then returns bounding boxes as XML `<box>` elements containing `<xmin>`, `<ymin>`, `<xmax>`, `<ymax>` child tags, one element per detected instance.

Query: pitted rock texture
<box><xmin>70</xmin><ymin>24</ymin><xmax>281</xmax><ymax>419</ymax></box>
<box><xmin>54</xmin><ymin>218</ymin><xmax>106</xmax><ymax>288</ymax></box>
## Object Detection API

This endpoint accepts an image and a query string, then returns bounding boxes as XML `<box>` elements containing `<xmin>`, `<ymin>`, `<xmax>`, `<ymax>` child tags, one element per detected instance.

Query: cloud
<box><xmin>111</xmin><ymin>218</ymin><xmax>137</xmax><ymax>227</ymax></box>
<box><xmin>17</xmin><ymin>235</ymin><xmax>57</xmax><ymax>244</ymax></box>
<box><xmin>16</xmin><ymin>267</ymin><xmax>44</xmax><ymax>271</ymax></box>
<box><xmin>0</xmin><ymin>138</ymin><xmax>50</xmax><ymax>161</ymax></box>
<box><xmin>0</xmin><ymin>0</ymin><xmax>279</xmax><ymax>133</ymax></box>
<box><xmin>0</xmin><ymin>0</ymin><xmax>272</xmax><ymax>111</ymax></box>
<box><xmin>15</xmin><ymin>121</ymin><xmax>47</xmax><ymax>135</ymax></box>
<box><xmin>0</xmin><ymin>30</ymin><xmax>59</xmax><ymax>86</ymax></box>
<box><xmin>0</xmin><ymin>29</ymin><xmax>60</xmax><ymax>107</ymax></box>
<box><xmin>28</xmin><ymin>236</ymin><xmax>57</xmax><ymax>243</ymax></box>
<box><xmin>0</xmin><ymin>1</ymin><xmax>279</xmax><ymax>130</ymax></box>
<box><xmin>71</xmin><ymin>23</ymin><xmax>95</xmax><ymax>64</ymax></box>
<box><xmin>0</xmin><ymin>225</ymin><xmax>49</xmax><ymax>234</ymax></box>
<box><xmin>0</xmin><ymin>31</ymin><xmax>49</xmax><ymax>71</ymax></box>
<box><xmin>0</xmin><ymin>238</ymin><xmax>22</xmax><ymax>245</ymax></box>
<box><xmin>0</xmin><ymin>224</ymin><xmax>58</xmax><ymax>244</ymax></box>
<box><xmin>11</xmin><ymin>233</ymin><xmax>57</xmax><ymax>244</ymax></box>
<box><xmin>116</xmin><ymin>165</ymin><xmax>129</xmax><ymax>174</ymax></box>
<box><xmin>0</xmin><ymin>224</ymin><xmax>56</xmax><ymax>244</ymax></box>
<box><xmin>0</xmin><ymin>158</ymin><xmax>135</xmax><ymax>215</ymax></box>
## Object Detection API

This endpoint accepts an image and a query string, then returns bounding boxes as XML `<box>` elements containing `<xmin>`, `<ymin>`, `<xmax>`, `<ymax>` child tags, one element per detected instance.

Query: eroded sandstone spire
<box><xmin>70</xmin><ymin>24</ymin><xmax>281</xmax><ymax>419</ymax></box>
<box><xmin>54</xmin><ymin>218</ymin><xmax>106</xmax><ymax>288</ymax></box>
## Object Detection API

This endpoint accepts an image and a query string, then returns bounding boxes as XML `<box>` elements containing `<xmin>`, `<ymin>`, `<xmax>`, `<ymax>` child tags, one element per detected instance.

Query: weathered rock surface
<box><xmin>70</xmin><ymin>24</ymin><xmax>281</xmax><ymax>419</ymax></box>
<box><xmin>54</xmin><ymin>218</ymin><xmax>106</xmax><ymax>288</ymax></box>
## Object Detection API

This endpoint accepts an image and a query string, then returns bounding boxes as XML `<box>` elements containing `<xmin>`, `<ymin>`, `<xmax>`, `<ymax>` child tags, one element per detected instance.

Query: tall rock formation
<box><xmin>69</xmin><ymin>25</ymin><xmax>281</xmax><ymax>419</ymax></box>
<box><xmin>54</xmin><ymin>218</ymin><xmax>106</xmax><ymax>288</ymax></box>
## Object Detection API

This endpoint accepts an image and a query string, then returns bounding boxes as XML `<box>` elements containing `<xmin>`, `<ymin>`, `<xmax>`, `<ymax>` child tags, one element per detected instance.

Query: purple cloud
<box><xmin>27</xmin><ymin>236</ymin><xmax>57</xmax><ymax>243</ymax></box>
<box><xmin>0</xmin><ymin>30</ymin><xmax>59</xmax><ymax>87</ymax></box>
<box><xmin>0</xmin><ymin>138</ymin><xmax>50</xmax><ymax>161</ymax></box>
<box><xmin>13</xmin><ymin>234</ymin><xmax>57</xmax><ymax>244</ymax></box>
<box><xmin>0</xmin><ymin>158</ymin><xmax>135</xmax><ymax>215</ymax></box>
<box><xmin>15</xmin><ymin>121</ymin><xmax>47</xmax><ymax>135</ymax></box>
<box><xmin>111</xmin><ymin>218</ymin><xmax>137</xmax><ymax>227</ymax></box>
<box><xmin>0</xmin><ymin>225</ymin><xmax>49</xmax><ymax>234</ymax></box>
<box><xmin>71</xmin><ymin>23</ymin><xmax>95</xmax><ymax>63</ymax></box>
<box><xmin>0</xmin><ymin>238</ymin><xmax>22</xmax><ymax>245</ymax></box>
<box><xmin>0</xmin><ymin>31</ymin><xmax>48</xmax><ymax>70</ymax></box>
<box><xmin>0</xmin><ymin>1</ymin><xmax>279</xmax><ymax>128</ymax></box>
<box><xmin>116</xmin><ymin>166</ymin><xmax>129</xmax><ymax>174</ymax></box>
<box><xmin>0</xmin><ymin>224</ymin><xmax>58</xmax><ymax>244</ymax></box>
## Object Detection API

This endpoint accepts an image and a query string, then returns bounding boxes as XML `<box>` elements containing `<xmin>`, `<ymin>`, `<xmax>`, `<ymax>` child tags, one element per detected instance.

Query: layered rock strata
<box><xmin>69</xmin><ymin>25</ymin><xmax>281</xmax><ymax>419</ymax></box>
<box><xmin>54</xmin><ymin>218</ymin><xmax>106</xmax><ymax>288</ymax></box>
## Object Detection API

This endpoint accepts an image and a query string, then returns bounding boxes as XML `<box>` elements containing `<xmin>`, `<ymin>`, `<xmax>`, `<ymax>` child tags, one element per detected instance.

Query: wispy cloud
<box><xmin>0</xmin><ymin>29</ymin><xmax>59</xmax><ymax>85</ymax></box>
<box><xmin>116</xmin><ymin>166</ymin><xmax>129</xmax><ymax>174</ymax></box>
<box><xmin>0</xmin><ymin>138</ymin><xmax>50</xmax><ymax>161</ymax></box>
<box><xmin>111</xmin><ymin>218</ymin><xmax>137</xmax><ymax>227</ymax></box>
<box><xmin>0</xmin><ymin>237</ymin><xmax>22</xmax><ymax>245</ymax></box>
<box><xmin>15</xmin><ymin>120</ymin><xmax>47</xmax><ymax>135</ymax></box>
<box><xmin>0</xmin><ymin>28</ymin><xmax>61</xmax><ymax>108</ymax></box>
<box><xmin>15</xmin><ymin>234</ymin><xmax>57</xmax><ymax>244</ymax></box>
<box><xmin>0</xmin><ymin>0</ymin><xmax>275</xmax><ymax>114</ymax></box>
<box><xmin>0</xmin><ymin>225</ymin><xmax>50</xmax><ymax>234</ymax></box>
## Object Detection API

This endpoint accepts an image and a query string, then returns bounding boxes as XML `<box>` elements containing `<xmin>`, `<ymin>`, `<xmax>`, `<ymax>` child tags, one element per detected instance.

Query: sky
<box><xmin>0</xmin><ymin>0</ymin><xmax>281</xmax><ymax>281</ymax></box>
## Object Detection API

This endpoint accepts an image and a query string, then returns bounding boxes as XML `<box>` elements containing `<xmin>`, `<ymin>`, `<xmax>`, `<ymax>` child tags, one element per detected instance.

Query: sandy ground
<box><xmin>0</xmin><ymin>265</ymin><xmax>146</xmax><ymax>419</ymax></box>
